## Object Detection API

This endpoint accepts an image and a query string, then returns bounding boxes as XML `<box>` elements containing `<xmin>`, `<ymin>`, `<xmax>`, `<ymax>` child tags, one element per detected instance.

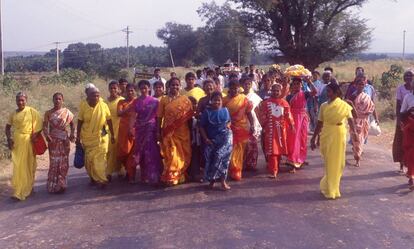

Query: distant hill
<box><xmin>4</xmin><ymin>51</ymin><xmax>46</xmax><ymax>58</ymax></box>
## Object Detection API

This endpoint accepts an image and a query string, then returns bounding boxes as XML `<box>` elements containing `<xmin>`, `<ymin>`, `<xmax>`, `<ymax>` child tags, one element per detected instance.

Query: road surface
<box><xmin>0</xmin><ymin>142</ymin><xmax>413</xmax><ymax>249</ymax></box>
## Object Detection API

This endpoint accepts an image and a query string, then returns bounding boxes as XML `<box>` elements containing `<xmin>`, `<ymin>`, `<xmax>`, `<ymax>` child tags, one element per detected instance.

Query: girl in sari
<box><xmin>153</xmin><ymin>81</ymin><xmax>165</xmax><ymax>99</ymax></box>
<box><xmin>117</xmin><ymin>83</ymin><xmax>137</xmax><ymax>183</ymax></box>
<box><xmin>157</xmin><ymin>77</ymin><xmax>193</xmax><ymax>186</ymax></box>
<box><xmin>393</xmin><ymin>70</ymin><xmax>413</xmax><ymax>173</ymax></box>
<box><xmin>106</xmin><ymin>81</ymin><xmax>125</xmax><ymax>180</ymax></box>
<box><xmin>5</xmin><ymin>92</ymin><xmax>42</xmax><ymax>201</ymax></box>
<box><xmin>199</xmin><ymin>92</ymin><xmax>232</xmax><ymax>190</ymax></box>
<box><xmin>129</xmin><ymin>80</ymin><xmax>163</xmax><ymax>185</ymax></box>
<box><xmin>76</xmin><ymin>87</ymin><xmax>115</xmax><ymax>189</ymax></box>
<box><xmin>286</xmin><ymin>77</ymin><xmax>317</xmax><ymax>171</ymax></box>
<box><xmin>223</xmin><ymin>80</ymin><xmax>255</xmax><ymax>181</ymax></box>
<box><xmin>181</xmin><ymin>72</ymin><xmax>206</xmax><ymax>102</ymax></box>
<box><xmin>311</xmin><ymin>83</ymin><xmax>357</xmax><ymax>199</ymax></box>
<box><xmin>242</xmin><ymin>77</ymin><xmax>262</xmax><ymax>171</ymax></box>
<box><xmin>400</xmin><ymin>86</ymin><xmax>414</xmax><ymax>189</ymax></box>
<box><xmin>43</xmin><ymin>93</ymin><xmax>75</xmax><ymax>193</ymax></box>
<box><xmin>346</xmin><ymin>77</ymin><xmax>376</xmax><ymax>167</ymax></box>
<box><xmin>257</xmin><ymin>84</ymin><xmax>294</xmax><ymax>178</ymax></box>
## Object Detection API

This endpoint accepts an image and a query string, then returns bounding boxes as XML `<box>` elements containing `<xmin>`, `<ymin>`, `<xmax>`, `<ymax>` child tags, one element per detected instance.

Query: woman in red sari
<box><xmin>400</xmin><ymin>86</ymin><xmax>414</xmax><ymax>190</ymax></box>
<box><xmin>286</xmin><ymin>77</ymin><xmax>317</xmax><ymax>171</ymax></box>
<box><xmin>117</xmin><ymin>83</ymin><xmax>137</xmax><ymax>183</ymax></box>
<box><xmin>257</xmin><ymin>84</ymin><xmax>294</xmax><ymax>178</ymax></box>
<box><xmin>43</xmin><ymin>93</ymin><xmax>75</xmax><ymax>193</ymax></box>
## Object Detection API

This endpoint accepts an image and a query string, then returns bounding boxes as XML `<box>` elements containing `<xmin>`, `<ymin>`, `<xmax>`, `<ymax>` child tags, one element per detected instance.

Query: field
<box><xmin>0</xmin><ymin>59</ymin><xmax>412</xmax><ymax>195</ymax></box>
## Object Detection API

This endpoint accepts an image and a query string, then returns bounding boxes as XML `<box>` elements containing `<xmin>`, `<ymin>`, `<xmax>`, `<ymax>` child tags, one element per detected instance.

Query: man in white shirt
<box><xmin>149</xmin><ymin>68</ymin><xmax>167</xmax><ymax>95</ymax></box>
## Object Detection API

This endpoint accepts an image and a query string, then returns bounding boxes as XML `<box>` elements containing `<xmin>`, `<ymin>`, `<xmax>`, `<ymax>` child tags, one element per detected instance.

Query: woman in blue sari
<box><xmin>199</xmin><ymin>92</ymin><xmax>232</xmax><ymax>190</ymax></box>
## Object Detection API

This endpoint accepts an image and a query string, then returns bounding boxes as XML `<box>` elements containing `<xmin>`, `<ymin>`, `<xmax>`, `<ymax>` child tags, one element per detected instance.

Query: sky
<box><xmin>2</xmin><ymin>0</ymin><xmax>413</xmax><ymax>53</ymax></box>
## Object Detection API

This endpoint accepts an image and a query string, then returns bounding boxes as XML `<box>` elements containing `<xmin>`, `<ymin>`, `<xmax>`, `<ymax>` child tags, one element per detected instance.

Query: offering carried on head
<box><xmin>284</xmin><ymin>65</ymin><xmax>312</xmax><ymax>78</ymax></box>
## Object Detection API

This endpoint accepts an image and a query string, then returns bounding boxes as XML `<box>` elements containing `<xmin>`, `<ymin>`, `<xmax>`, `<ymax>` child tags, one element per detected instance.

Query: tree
<box><xmin>198</xmin><ymin>2</ymin><xmax>254</xmax><ymax>65</ymax></box>
<box><xmin>157</xmin><ymin>22</ymin><xmax>208</xmax><ymax>66</ymax></box>
<box><xmin>230</xmin><ymin>0</ymin><xmax>372</xmax><ymax>70</ymax></box>
<box><xmin>62</xmin><ymin>43</ymin><xmax>103</xmax><ymax>74</ymax></box>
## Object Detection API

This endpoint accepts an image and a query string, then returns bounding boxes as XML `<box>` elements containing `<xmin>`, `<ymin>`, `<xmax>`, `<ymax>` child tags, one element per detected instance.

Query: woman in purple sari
<box><xmin>130</xmin><ymin>80</ymin><xmax>163</xmax><ymax>185</ymax></box>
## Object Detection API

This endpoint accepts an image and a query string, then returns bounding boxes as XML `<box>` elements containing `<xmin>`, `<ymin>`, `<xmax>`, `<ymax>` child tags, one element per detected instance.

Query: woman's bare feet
<box><xmin>220</xmin><ymin>179</ymin><xmax>231</xmax><ymax>191</ymax></box>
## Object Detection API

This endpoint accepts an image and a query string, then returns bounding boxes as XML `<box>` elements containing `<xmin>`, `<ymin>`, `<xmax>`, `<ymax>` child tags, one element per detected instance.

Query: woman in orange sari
<box><xmin>346</xmin><ymin>77</ymin><xmax>375</xmax><ymax>167</ymax></box>
<box><xmin>117</xmin><ymin>83</ymin><xmax>137</xmax><ymax>183</ymax></box>
<box><xmin>157</xmin><ymin>77</ymin><xmax>193</xmax><ymax>186</ymax></box>
<box><xmin>43</xmin><ymin>93</ymin><xmax>75</xmax><ymax>193</ymax></box>
<box><xmin>223</xmin><ymin>79</ymin><xmax>255</xmax><ymax>181</ymax></box>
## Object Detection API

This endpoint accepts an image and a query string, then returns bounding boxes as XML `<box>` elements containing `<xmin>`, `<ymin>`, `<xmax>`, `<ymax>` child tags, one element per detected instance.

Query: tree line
<box><xmin>6</xmin><ymin>0</ymin><xmax>372</xmax><ymax>73</ymax></box>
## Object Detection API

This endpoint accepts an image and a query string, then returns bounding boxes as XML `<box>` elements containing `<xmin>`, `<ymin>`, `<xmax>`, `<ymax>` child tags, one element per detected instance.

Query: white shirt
<box><xmin>313</xmin><ymin>80</ymin><xmax>326</xmax><ymax>96</ymax></box>
<box><xmin>246</xmin><ymin>91</ymin><xmax>263</xmax><ymax>137</ymax></box>
<box><xmin>401</xmin><ymin>93</ymin><xmax>414</xmax><ymax>113</ymax></box>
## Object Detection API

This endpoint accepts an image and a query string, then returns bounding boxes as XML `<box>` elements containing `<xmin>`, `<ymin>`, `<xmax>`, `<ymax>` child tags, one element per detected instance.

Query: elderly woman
<box><xmin>393</xmin><ymin>70</ymin><xmax>413</xmax><ymax>173</ymax></box>
<box><xmin>43</xmin><ymin>92</ymin><xmax>75</xmax><ymax>193</ymax></box>
<box><xmin>76</xmin><ymin>87</ymin><xmax>115</xmax><ymax>188</ymax></box>
<box><xmin>5</xmin><ymin>92</ymin><xmax>42</xmax><ymax>201</ymax></box>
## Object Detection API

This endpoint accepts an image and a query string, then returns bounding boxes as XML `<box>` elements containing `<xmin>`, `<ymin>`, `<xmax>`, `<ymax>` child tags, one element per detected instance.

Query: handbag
<box><xmin>368</xmin><ymin>119</ymin><xmax>381</xmax><ymax>136</ymax></box>
<box><xmin>73</xmin><ymin>144</ymin><xmax>85</xmax><ymax>169</ymax></box>
<box><xmin>31</xmin><ymin>109</ymin><xmax>47</xmax><ymax>155</ymax></box>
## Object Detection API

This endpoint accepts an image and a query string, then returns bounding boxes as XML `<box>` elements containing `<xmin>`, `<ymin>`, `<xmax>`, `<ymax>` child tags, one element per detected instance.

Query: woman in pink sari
<box><xmin>130</xmin><ymin>80</ymin><xmax>163</xmax><ymax>185</ymax></box>
<box><xmin>43</xmin><ymin>93</ymin><xmax>75</xmax><ymax>193</ymax></box>
<box><xmin>286</xmin><ymin>77</ymin><xmax>317</xmax><ymax>171</ymax></box>
<box><xmin>346</xmin><ymin>77</ymin><xmax>375</xmax><ymax>167</ymax></box>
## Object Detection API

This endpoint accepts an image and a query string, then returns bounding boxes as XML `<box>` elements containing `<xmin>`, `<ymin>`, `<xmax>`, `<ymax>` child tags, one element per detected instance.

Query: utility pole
<box><xmin>54</xmin><ymin>42</ymin><xmax>60</xmax><ymax>75</ymax></box>
<box><xmin>122</xmin><ymin>26</ymin><xmax>132</xmax><ymax>69</ymax></box>
<box><xmin>0</xmin><ymin>0</ymin><xmax>4</xmax><ymax>75</ymax></box>
<box><xmin>169</xmin><ymin>49</ymin><xmax>175</xmax><ymax>69</ymax></box>
<box><xmin>237</xmin><ymin>40</ymin><xmax>241</xmax><ymax>67</ymax></box>
<box><xmin>403</xmin><ymin>30</ymin><xmax>406</xmax><ymax>60</ymax></box>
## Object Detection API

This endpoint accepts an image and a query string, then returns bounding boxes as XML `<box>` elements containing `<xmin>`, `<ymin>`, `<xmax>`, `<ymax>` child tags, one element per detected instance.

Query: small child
<box><xmin>187</xmin><ymin>96</ymin><xmax>202</xmax><ymax>182</ymax></box>
<box><xmin>199</xmin><ymin>92</ymin><xmax>232</xmax><ymax>190</ymax></box>
<box><xmin>257</xmin><ymin>84</ymin><xmax>294</xmax><ymax>178</ymax></box>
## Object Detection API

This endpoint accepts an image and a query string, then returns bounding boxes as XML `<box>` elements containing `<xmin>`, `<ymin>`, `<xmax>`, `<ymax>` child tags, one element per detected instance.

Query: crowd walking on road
<box><xmin>6</xmin><ymin>64</ymin><xmax>414</xmax><ymax>202</ymax></box>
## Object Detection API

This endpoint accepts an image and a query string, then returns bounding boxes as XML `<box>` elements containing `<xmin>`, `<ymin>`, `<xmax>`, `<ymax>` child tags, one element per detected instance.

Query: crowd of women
<box><xmin>5</xmin><ymin>64</ymin><xmax>414</xmax><ymax>202</ymax></box>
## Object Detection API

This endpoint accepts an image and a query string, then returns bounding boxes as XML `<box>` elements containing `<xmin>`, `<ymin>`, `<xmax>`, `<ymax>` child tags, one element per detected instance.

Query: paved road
<box><xmin>0</xmin><ymin>142</ymin><xmax>413</xmax><ymax>249</ymax></box>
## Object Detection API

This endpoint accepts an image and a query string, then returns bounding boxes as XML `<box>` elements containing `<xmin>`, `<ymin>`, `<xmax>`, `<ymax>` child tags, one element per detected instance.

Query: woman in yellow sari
<box><xmin>157</xmin><ymin>77</ymin><xmax>193</xmax><ymax>186</ymax></box>
<box><xmin>311</xmin><ymin>83</ymin><xmax>357</xmax><ymax>200</ymax></box>
<box><xmin>76</xmin><ymin>87</ymin><xmax>115</xmax><ymax>188</ymax></box>
<box><xmin>223</xmin><ymin>79</ymin><xmax>255</xmax><ymax>181</ymax></box>
<box><xmin>5</xmin><ymin>92</ymin><xmax>42</xmax><ymax>201</ymax></box>
<box><xmin>106</xmin><ymin>80</ymin><xmax>125</xmax><ymax>180</ymax></box>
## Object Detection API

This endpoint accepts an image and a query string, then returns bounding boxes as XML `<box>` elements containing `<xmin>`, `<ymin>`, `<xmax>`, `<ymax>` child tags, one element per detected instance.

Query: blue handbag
<box><xmin>73</xmin><ymin>144</ymin><xmax>85</xmax><ymax>169</ymax></box>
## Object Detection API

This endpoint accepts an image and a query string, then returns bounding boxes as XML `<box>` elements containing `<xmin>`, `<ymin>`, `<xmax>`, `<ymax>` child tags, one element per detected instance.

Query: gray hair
<box><xmin>322</xmin><ymin>71</ymin><xmax>332</xmax><ymax>77</ymax></box>
<box><xmin>85</xmin><ymin>83</ymin><xmax>96</xmax><ymax>94</ymax></box>
<box><xmin>16</xmin><ymin>91</ymin><xmax>28</xmax><ymax>99</ymax></box>
<box><xmin>87</xmin><ymin>87</ymin><xmax>100</xmax><ymax>95</ymax></box>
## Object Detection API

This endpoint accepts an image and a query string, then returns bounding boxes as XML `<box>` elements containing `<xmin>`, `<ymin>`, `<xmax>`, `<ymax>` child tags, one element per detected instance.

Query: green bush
<box><xmin>377</xmin><ymin>64</ymin><xmax>403</xmax><ymax>100</ymax></box>
<box><xmin>39</xmin><ymin>69</ymin><xmax>93</xmax><ymax>86</ymax></box>
<box><xmin>0</xmin><ymin>74</ymin><xmax>33</xmax><ymax>93</ymax></box>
